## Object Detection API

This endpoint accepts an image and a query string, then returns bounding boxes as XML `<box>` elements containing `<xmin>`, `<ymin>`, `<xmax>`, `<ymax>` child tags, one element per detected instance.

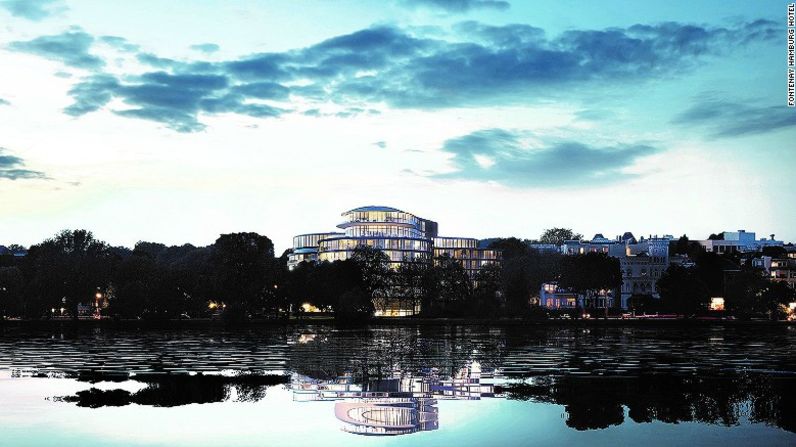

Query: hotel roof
<box><xmin>344</xmin><ymin>205</ymin><xmax>404</xmax><ymax>213</ymax></box>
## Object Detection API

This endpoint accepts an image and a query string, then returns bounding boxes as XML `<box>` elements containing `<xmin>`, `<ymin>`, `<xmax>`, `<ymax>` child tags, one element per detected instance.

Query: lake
<box><xmin>1</xmin><ymin>324</ymin><xmax>795</xmax><ymax>446</ymax></box>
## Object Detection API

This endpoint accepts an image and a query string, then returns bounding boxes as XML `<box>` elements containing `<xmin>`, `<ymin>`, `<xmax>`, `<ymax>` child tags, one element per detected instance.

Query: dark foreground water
<box><xmin>1</xmin><ymin>324</ymin><xmax>795</xmax><ymax>446</ymax></box>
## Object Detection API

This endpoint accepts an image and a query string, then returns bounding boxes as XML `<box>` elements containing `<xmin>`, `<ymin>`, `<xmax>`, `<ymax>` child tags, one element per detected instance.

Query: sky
<box><xmin>0</xmin><ymin>0</ymin><xmax>794</xmax><ymax>253</ymax></box>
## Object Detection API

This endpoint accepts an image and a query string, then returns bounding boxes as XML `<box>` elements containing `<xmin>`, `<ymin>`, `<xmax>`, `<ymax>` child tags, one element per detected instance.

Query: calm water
<box><xmin>0</xmin><ymin>324</ymin><xmax>795</xmax><ymax>446</ymax></box>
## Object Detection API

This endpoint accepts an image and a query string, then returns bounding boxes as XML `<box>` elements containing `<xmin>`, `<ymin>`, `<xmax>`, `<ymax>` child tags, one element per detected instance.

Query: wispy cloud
<box><xmin>672</xmin><ymin>93</ymin><xmax>796</xmax><ymax>138</ymax></box>
<box><xmin>191</xmin><ymin>43</ymin><xmax>220</xmax><ymax>54</ymax></box>
<box><xmin>399</xmin><ymin>0</ymin><xmax>510</xmax><ymax>13</ymax></box>
<box><xmin>8</xmin><ymin>20</ymin><xmax>777</xmax><ymax>132</ymax></box>
<box><xmin>7</xmin><ymin>28</ymin><xmax>104</xmax><ymax>69</ymax></box>
<box><xmin>0</xmin><ymin>0</ymin><xmax>66</xmax><ymax>21</ymax></box>
<box><xmin>429</xmin><ymin>129</ymin><xmax>660</xmax><ymax>188</ymax></box>
<box><xmin>0</xmin><ymin>147</ymin><xmax>48</xmax><ymax>180</ymax></box>
<box><xmin>99</xmin><ymin>35</ymin><xmax>140</xmax><ymax>53</ymax></box>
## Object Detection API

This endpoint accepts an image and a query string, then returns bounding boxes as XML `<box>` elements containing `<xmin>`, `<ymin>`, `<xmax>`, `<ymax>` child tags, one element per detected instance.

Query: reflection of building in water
<box><xmin>289</xmin><ymin>362</ymin><xmax>499</xmax><ymax>436</ymax></box>
<box><xmin>335</xmin><ymin>398</ymin><xmax>438</xmax><ymax>436</ymax></box>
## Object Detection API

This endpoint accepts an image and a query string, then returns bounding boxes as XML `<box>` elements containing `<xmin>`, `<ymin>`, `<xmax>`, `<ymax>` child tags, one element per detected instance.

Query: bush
<box><xmin>335</xmin><ymin>288</ymin><xmax>374</xmax><ymax>322</ymax></box>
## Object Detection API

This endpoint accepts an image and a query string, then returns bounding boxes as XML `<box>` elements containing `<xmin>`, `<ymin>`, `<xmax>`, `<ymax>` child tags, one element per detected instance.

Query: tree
<box><xmin>212</xmin><ymin>232</ymin><xmax>276</xmax><ymax>321</ymax></box>
<box><xmin>694</xmin><ymin>252</ymin><xmax>739</xmax><ymax>297</ymax></box>
<box><xmin>761</xmin><ymin>246</ymin><xmax>787</xmax><ymax>258</ymax></box>
<box><xmin>284</xmin><ymin>261</ymin><xmax>316</xmax><ymax>313</ymax></box>
<box><xmin>627</xmin><ymin>294</ymin><xmax>661</xmax><ymax>314</ymax></box>
<box><xmin>397</xmin><ymin>257</ymin><xmax>433</xmax><ymax>315</ymax></box>
<box><xmin>24</xmin><ymin>229</ymin><xmax>114</xmax><ymax>318</ymax></box>
<box><xmin>487</xmin><ymin>238</ymin><xmax>530</xmax><ymax>260</ymax></box>
<box><xmin>350</xmin><ymin>246</ymin><xmax>393</xmax><ymax>314</ymax></box>
<box><xmin>657</xmin><ymin>265</ymin><xmax>710</xmax><ymax>315</ymax></box>
<box><xmin>671</xmin><ymin>235</ymin><xmax>690</xmax><ymax>255</ymax></box>
<box><xmin>500</xmin><ymin>249</ymin><xmax>563</xmax><ymax>315</ymax></box>
<box><xmin>500</xmin><ymin>257</ymin><xmax>534</xmax><ymax>314</ymax></box>
<box><xmin>335</xmin><ymin>287</ymin><xmax>374</xmax><ymax>321</ymax></box>
<box><xmin>431</xmin><ymin>254</ymin><xmax>471</xmax><ymax>316</ymax></box>
<box><xmin>559</xmin><ymin>252</ymin><xmax>621</xmax><ymax>313</ymax></box>
<box><xmin>540</xmin><ymin>228</ymin><xmax>582</xmax><ymax>245</ymax></box>
<box><xmin>471</xmin><ymin>263</ymin><xmax>502</xmax><ymax>317</ymax></box>
<box><xmin>724</xmin><ymin>267</ymin><xmax>767</xmax><ymax>317</ymax></box>
<box><xmin>112</xmin><ymin>253</ymin><xmax>157</xmax><ymax>318</ymax></box>
<box><xmin>0</xmin><ymin>266</ymin><xmax>24</xmax><ymax>318</ymax></box>
<box><xmin>760</xmin><ymin>281</ymin><xmax>796</xmax><ymax>319</ymax></box>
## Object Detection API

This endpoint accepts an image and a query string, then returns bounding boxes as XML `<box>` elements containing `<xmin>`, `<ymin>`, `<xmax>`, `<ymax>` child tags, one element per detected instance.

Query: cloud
<box><xmin>17</xmin><ymin>20</ymin><xmax>777</xmax><ymax>131</ymax></box>
<box><xmin>0</xmin><ymin>98</ymin><xmax>10</xmax><ymax>106</ymax></box>
<box><xmin>400</xmin><ymin>0</ymin><xmax>510</xmax><ymax>13</ymax></box>
<box><xmin>99</xmin><ymin>35</ymin><xmax>140</xmax><ymax>52</ymax></box>
<box><xmin>429</xmin><ymin>128</ymin><xmax>660</xmax><ymax>187</ymax></box>
<box><xmin>64</xmin><ymin>71</ymin><xmax>287</xmax><ymax>132</ymax></box>
<box><xmin>64</xmin><ymin>74</ymin><xmax>119</xmax><ymax>116</ymax></box>
<box><xmin>574</xmin><ymin>109</ymin><xmax>615</xmax><ymax>121</ymax></box>
<box><xmin>191</xmin><ymin>43</ymin><xmax>220</xmax><ymax>54</ymax></box>
<box><xmin>8</xmin><ymin>29</ymin><xmax>104</xmax><ymax>69</ymax></box>
<box><xmin>0</xmin><ymin>147</ymin><xmax>48</xmax><ymax>180</ymax></box>
<box><xmin>672</xmin><ymin>93</ymin><xmax>796</xmax><ymax>138</ymax></box>
<box><xmin>0</xmin><ymin>0</ymin><xmax>66</xmax><ymax>21</ymax></box>
<box><xmin>373</xmin><ymin>141</ymin><xmax>387</xmax><ymax>149</ymax></box>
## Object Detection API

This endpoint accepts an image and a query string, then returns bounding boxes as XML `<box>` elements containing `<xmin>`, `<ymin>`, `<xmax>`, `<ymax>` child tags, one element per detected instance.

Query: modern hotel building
<box><xmin>287</xmin><ymin>206</ymin><xmax>500</xmax><ymax>314</ymax></box>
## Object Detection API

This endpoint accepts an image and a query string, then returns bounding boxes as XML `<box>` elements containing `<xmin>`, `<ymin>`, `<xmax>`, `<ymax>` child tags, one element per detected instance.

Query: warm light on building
<box><xmin>287</xmin><ymin>206</ymin><xmax>501</xmax><ymax>316</ymax></box>
<box><xmin>710</xmin><ymin>297</ymin><xmax>725</xmax><ymax>311</ymax></box>
<box><xmin>301</xmin><ymin>303</ymin><xmax>321</xmax><ymax>313</ymax></box>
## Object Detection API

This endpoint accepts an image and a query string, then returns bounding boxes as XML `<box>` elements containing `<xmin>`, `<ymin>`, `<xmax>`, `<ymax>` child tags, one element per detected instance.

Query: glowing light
<box><xmin>710</xmin><ymin>297</ymin><xmax>725</xmax><ymax>311</ymax></box>
<box><xmin>301</xmin><ymin>303</ymin><xmax>320</xmax><ymax>313</ymax></box>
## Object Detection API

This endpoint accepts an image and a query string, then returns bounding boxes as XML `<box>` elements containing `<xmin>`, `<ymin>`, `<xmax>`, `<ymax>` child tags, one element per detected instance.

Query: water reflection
<box><xmin>1</xmin><ymin>324</ymin><xmax>795</xmax><ymax>443</ymax></box>
<box><xmin>51</xmin><ymin>372</ymin><xmax>289</xmax><ymax>407</ymax></box>
<box><xmin>499</xmin><ymin>374</ymin><xmax>796</xmax><ymax>432</ymax></box>
<box><xmin>290</xmin><ymin>361</ymin><xmax>496</xmax><ymax>435</ymax></box>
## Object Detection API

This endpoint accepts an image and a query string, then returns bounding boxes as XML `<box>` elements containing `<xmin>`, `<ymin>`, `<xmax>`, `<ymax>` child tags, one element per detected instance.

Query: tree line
<box><xmin>0</xmin><ymin>229</ymin><xmax>793</xmax><ymax>321</ymax></box>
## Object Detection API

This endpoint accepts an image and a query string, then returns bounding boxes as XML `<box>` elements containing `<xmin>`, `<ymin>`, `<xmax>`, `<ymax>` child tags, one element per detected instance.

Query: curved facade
<box><xmin>335</xmin><ymin>399</ymin><xmax>438</xmax><ymax>436</ymax></box>
<box><xmin>287</xmin><ymin>232</ymin><xmax>344</xmax><ymax>269</ymax></box>
<box><xmin>287</xmin><ymin>206</ymin><xmax>501</xmax><ymax>315</ymax></box>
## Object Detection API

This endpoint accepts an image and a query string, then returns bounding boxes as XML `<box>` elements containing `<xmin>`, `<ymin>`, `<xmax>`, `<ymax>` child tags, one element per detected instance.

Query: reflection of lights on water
<box><xmin>301</xmin><ymin>303</ymin><xmax>321</xmax><ymax>313</ymax></box>
<box><xmin>297</xmin><ymin>333</ymin><xmax>316</xmax><ymax>344</ymax></box>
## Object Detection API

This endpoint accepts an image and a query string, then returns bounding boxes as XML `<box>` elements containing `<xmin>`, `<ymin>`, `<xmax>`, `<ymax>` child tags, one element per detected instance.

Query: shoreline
<box><xmin>1</xmin><ymin>317</ymin><xmax>794</xmax><ymax>330</ymax></box>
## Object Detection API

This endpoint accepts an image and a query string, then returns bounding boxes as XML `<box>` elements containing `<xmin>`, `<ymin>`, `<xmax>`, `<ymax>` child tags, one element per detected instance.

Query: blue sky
<box><xmin>0</xmin><ymin>0</ymin><xmax>793</xmax><ymax>252</ymax></box>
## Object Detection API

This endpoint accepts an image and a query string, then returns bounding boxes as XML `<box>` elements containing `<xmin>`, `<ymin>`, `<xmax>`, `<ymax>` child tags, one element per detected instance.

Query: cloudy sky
<box><xmin>0</xmin><ymin>0</ymin><xmax>793</xmax><ymax>252</ymax></box>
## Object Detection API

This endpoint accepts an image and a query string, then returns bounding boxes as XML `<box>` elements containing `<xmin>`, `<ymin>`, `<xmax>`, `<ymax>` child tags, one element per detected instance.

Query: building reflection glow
<box><xmin>290</xmin><ymin>361</ymin><xmax>500</xmax><ymax>436</ymax></box>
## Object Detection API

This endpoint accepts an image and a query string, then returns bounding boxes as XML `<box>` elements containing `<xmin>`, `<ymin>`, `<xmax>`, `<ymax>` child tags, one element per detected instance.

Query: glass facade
<box><xmin>319</xmin><ymin>237</ymin><xmax>431</xmax><ymax>265</ymax></box>
<box><xmin>287</xmin><ymin>206</ymin><xmax>501</xmax><ymax>315</ymax></box>
<box><xmin>432</xmin><ymin>237</ymin><xmax>500</xmax><ymax>276</ymax></box>
<box><xmin>287</xmin><ymin>232</ymin><xmax>344</xmax><ymax>269</ymax></box>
